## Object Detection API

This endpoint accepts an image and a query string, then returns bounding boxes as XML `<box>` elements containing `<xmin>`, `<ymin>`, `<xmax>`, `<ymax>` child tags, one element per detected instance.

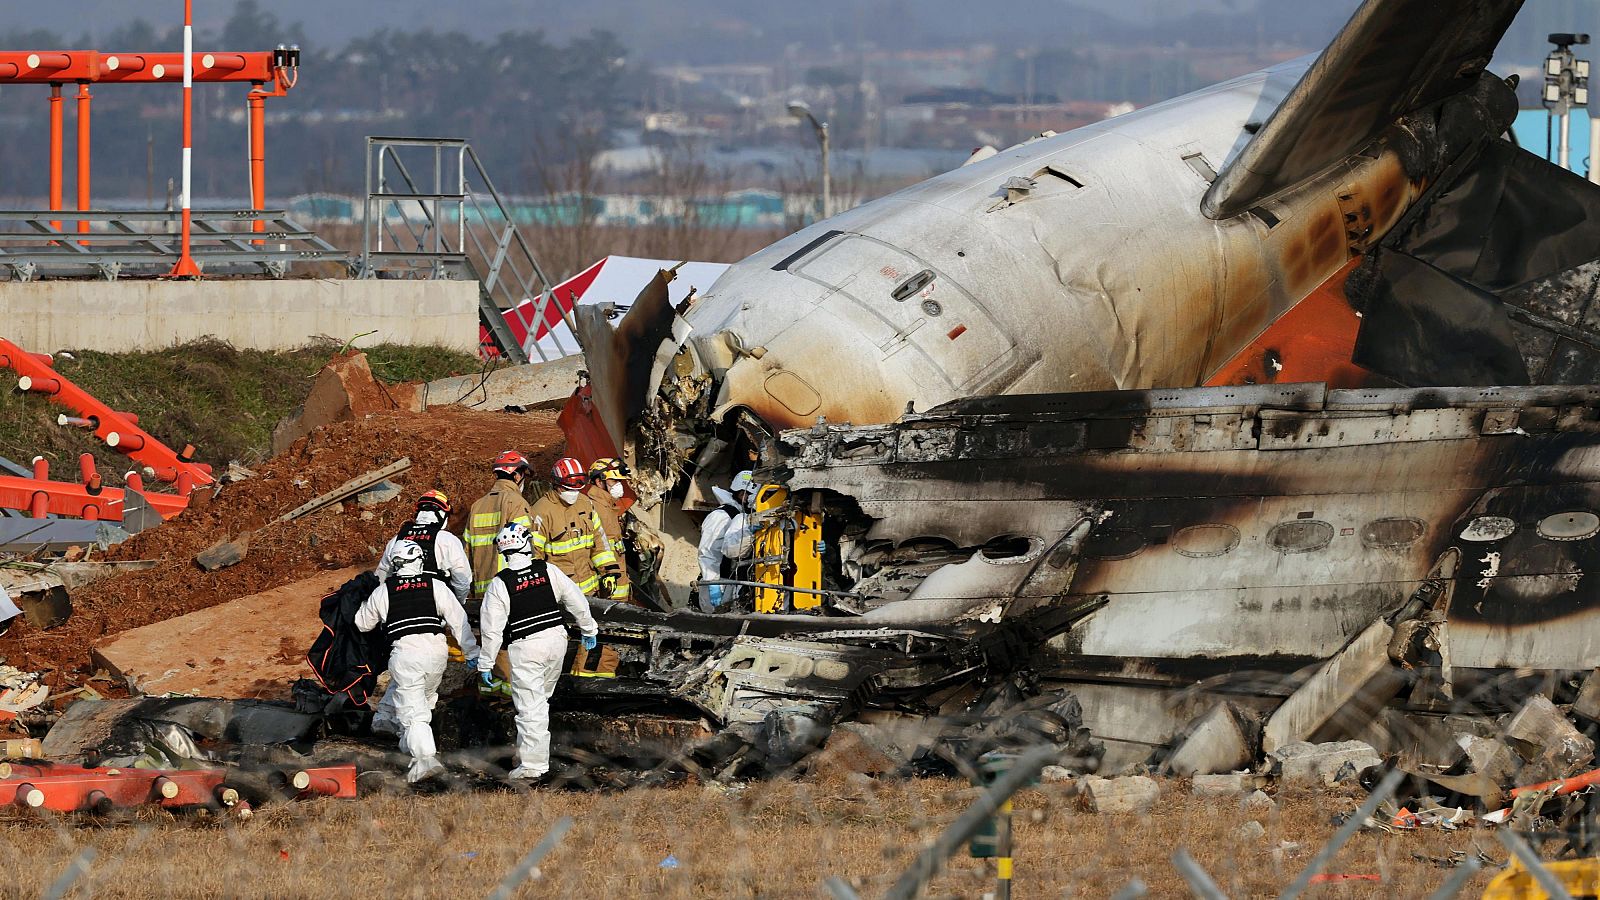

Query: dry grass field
<box><xmin>0</xmin><ymin>773</ymin><xmax>1518</xmax><ymax>898</ymax></box>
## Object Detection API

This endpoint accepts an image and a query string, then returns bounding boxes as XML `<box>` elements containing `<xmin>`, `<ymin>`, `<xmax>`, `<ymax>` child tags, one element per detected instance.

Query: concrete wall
<box><xmin>0</xmin><ymin>279</ymin><xmax>479</xmax><ymax>353</ymax></box>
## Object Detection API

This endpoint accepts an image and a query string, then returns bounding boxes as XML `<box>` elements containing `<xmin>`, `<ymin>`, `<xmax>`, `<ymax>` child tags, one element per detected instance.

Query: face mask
<box><xmin>608</xmin><ymin>482</ymin><xmax>625</xmax><ymax>499</ymax></box>
<box><xmin>503</xmin><ymin>550</ymin><xmax>532</xmax><ymax>569</ymax></box>
<box><xmin>414</xmin><ymin>510</ymin><xmax>441</xmax><ymax>526</ymax></box>
<box><xmin>559</xmin><ymin>489</ymin><xmax>581</xmax><ymax>505</ymax></box>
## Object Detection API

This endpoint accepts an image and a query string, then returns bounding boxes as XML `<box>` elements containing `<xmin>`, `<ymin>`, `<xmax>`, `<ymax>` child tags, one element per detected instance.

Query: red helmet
<box><xmin>552</xmin><ymin>457</ymin><xmax>587</xmax><ymax>490</ymax></box>
<box><xmin>492</xmin><ymin>450</ymin><xmax>531</xmax><ymax>477</ymax></box>
<box><xmin>416</xmin><ymin>490</ymin><xmax>451</xmax><ymax>514</ymax></box>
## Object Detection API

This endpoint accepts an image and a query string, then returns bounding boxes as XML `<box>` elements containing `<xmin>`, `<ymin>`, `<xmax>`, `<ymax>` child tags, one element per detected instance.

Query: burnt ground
<box><xmin>0</xmin><ymin>406</ymin><xmax>566</xmax><ymax>695</ymax></box>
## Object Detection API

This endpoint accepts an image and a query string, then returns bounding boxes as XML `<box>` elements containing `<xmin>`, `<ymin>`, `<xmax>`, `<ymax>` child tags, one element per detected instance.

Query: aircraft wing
<box><xmin>1202</xmin><ymin>0</ymin><xmax>1524</xmax><ymax>220</ymax></box>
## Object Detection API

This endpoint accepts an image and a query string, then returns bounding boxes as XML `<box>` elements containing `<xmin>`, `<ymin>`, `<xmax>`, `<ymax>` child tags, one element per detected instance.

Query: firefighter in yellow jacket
<box><xmin>584</xmin><ymin>457</ymin><xmax>635</xmax><ymax>604</ymax></box>
<box><xmin>527</xmin><ymin>457</ymin><xmax>620</xmax><ymax>595</ymax></box>
<box><xmin>463</xmin><ymin>450</ymin><xmax>535</xmax><ymax>599</ymax></box>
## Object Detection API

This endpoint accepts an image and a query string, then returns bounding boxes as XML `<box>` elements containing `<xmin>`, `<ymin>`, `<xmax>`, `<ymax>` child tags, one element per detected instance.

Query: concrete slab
<box><xmin>1262</xmin><ymin>618</ymin><xmax>1403</xmax><ymax>753</ymax></box>
<box><xmin>1080</xmin><ymin>775</ymin><xmax>1161</xmax><ymax>814</ymax></box>
<box><xmin>1164</xmin><ymin>702</ymin><xmax>1259</xmax><ymax>776</ymax></box>
<box><xmin>91</xmin><ymin>567</ymin><xmax>364</xmax><ymax>701</ymax></box>
<box><xmin>1269</xmin><ymin>740</ymin><xmax>1381</xmax><ymax>785</ymax></box>
<box><xmin>420</xmin><ymin>354</ymin><xmax>585</xmax><ymax>411</ymax></box>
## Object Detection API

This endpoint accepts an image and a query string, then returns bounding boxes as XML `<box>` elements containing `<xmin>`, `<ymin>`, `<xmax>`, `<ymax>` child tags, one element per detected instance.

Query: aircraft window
<box><xmin>1460</xmin><ymin>516</ymin><xmax>1516</xmax><ymax>542</ymax></box>
<box><xmin>980</xmin><ymin>534</ymin><xmax>1038</xmax><ymax>560</ymax></box>
<box><xmin>1172</xmin><ymin>524</ymin><xmax>1239</xmax><ymax>558</ymax></box>
<box><xmin>892</xmin><ymin>269</ymin><xmax>936</xmax><ymax>302</ymax></box>
<box><xmin>1361</xmin><ymin>517</ymin><xmax>1427</xmax><ymax>549</ymax></box>
<box><xmin>1267</xmin><ymin>520</ymin><xmax>1334</xmax><ymax>554</ymax></box>
<box><xmin>1537</xmin><ymin>511</ymin><xmax>1600</xmax><ymax>541</ymax></box>
<box><xmin>1083</xmin><ymin>528</ymin><xmax>1146</xmax><ymax>560</ymax></box>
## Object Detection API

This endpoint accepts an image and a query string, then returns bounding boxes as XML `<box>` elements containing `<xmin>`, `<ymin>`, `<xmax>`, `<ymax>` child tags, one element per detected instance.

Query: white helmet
<box><xmin>391</xmin><ymin>539</ymin><xmax>426</xmax><ymax>575</ymax></box>
<box><xmin>496</xmin><ymin>522</ymin><xmax>533</xmax><ymax>556</ymax></box>
<box><xmin>729</xmin><ymin>470</ymin><xmax>754</xmax><ymax>494</ymax></box>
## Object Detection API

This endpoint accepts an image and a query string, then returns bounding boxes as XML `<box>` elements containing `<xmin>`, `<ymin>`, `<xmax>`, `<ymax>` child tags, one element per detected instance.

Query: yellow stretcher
<box><xmin>750</xmin><ymin>485</ymin><xmax>823</xmax><ymax>614</ymax></box>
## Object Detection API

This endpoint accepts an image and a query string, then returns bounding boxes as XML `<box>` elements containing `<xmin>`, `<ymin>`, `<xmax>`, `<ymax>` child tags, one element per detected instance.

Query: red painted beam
<box><xmin>291</xmin><ymin>764</ymin><xmax>358</xmax><ymax>799</ymax></box>
<box><xmin>0</xmin><ymin>338</ymin><xmax>213</xmax><ymax>487</ymax></box>
<box><xmin>0</xmin><ymin>765</ymin><xmax>230</xmax><ymax>813</ymax></box>
<box><xmin>0</xmin><ymin>472</ymin><xmax>189</xmax><ymax>522</ymax></box>
<box><xmin>0</xmin><ymin>50</ymin><xmax>280</xmax><ymax>84</ymax></box>
<box><xmin>0</xmin><ymin>51</ymin><xmax>101</xmax><ymax>83</ymax></box>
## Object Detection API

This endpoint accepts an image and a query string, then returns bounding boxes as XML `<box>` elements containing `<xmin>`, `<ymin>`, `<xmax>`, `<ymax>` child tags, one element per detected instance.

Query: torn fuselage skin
<box><xmin>577</xmin><ymin>380</ymin><xmax>1600</xmax><ymax>772</ymax></box>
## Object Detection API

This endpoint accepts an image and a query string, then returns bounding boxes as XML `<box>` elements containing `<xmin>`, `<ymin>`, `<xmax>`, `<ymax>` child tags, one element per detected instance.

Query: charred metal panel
<box><xmin>780</xmin><ymin>384</ymin><xmax>1600</xmax><ymax>673</ymax></box>
<box><xmin>1441</xmin><ymin>483</ymin><xmax>1600</xmax><ymax>670</ymax></box>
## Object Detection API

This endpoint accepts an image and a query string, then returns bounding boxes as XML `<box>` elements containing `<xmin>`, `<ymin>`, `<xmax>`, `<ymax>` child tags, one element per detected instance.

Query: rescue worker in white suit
<box><xmin>355</xmin><ymin>539</ymin><xmax>480</xmax><ymax>783</ymax></box>
<box><xmin>371</xmin><ymin>490</ymin><xmax>472</xmax><ymax>736</ymax></box>
<box><xmin>477</xmin><ymin>521</ymin><xmax>599</xmax><ymax>781</ymax></box>
<box><xmin>697</xmin><ymin>469</ymin><xmax>757</xmax><ymax>612</ymax></box>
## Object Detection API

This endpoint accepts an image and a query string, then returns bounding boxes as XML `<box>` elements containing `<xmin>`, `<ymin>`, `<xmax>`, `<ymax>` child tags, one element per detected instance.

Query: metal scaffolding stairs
<box><xmin>357</xmin><ymin>137</ymin><xmax>565</xmax><ymax>364</ymax></box>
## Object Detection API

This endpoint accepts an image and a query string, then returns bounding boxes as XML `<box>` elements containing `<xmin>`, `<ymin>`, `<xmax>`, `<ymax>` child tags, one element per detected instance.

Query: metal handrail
<box><xmin>358</xmin><ymin>135</ymin><xmax>561</xmax><ymax>364</ymax></box>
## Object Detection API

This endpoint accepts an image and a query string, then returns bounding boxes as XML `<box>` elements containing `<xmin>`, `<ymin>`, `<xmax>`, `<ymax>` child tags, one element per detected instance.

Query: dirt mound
<box><xmin>0</xmin><ymin>406</ymin><xmax>566</xmax><ymax>689</ymax></box>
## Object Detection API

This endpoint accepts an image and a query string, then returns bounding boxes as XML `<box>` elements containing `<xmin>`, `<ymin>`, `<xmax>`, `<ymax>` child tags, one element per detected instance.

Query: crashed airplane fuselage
<box><xmin>564</xmin><ymin>0</ymin><xmax>1600</xmax><ymax>773</ymax></box>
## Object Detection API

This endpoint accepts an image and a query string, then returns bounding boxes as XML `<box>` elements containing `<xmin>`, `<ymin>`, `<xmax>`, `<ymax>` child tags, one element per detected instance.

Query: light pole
<box><xmin>1543</xmin><ymin>32</ymin><xmax>1590</xmax><ymax>174</ymax></box>
<box><xmin>788</xmin><ymin>101</ymin><xmax>830</xmax><ymax>220</ymax></box>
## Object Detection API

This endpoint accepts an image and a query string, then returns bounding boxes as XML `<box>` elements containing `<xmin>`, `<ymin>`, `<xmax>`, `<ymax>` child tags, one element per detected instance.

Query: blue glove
<box><xmin>479</xmin><ymin>671</ymin><xmax>496</xmax><ymax>688</ymax></box>
<box><xmin>708</xmin><ymin>584</ymin><xmax>725</xmax><ymax>609</ymax></box>
<box><xmin>816</xmin><ymin>540</ymin><xmax>827</xmax><ymax>555</ymax></box>
<box><xmin>581</xmin><ymin>634</ymin><xmax>598</xmax><ymax>650</ymax></box>
<box><xmin>465</xmin><ymin>657</ymin><xmax>479</xmax><ymax>671</ymax></box>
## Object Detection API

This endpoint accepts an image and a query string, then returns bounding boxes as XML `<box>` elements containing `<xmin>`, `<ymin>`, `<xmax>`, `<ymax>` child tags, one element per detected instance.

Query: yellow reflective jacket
<box><xmin>463</xmin><ymin>478</ymin><xmax>533</xmax><ymax>597</ymax></box>
<box><xmin>527</xmin><ymin>489</ymin><xmax>618</xmax><ymax>595</ymax></box>
<box><xmin>585</xmin><ymin>485</ymin><xmax>633</xmax><ymax>603</ymax></box>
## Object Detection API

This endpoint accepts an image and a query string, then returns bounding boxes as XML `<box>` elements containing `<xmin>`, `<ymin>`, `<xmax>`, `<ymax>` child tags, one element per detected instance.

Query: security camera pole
<box><xmin>788</xmin><ymin>101</ymin><xmax>831</xmax><ymax>220</ymax></box>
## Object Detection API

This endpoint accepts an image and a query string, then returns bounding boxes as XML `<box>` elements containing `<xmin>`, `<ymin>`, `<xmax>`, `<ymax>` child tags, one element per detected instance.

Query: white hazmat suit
<box><xmin>355</xmin><ymin>551</ymin><xmax>480</xmax><ymax>783</ymax></box>
<box><xmin>477</xmin><ymin>552</ymin><xmax>598</xmax><ymax>780</ymax></box>
<box><xmin>697</xmin><ymin>482</ymin><xmax>755</xmax><ymax>612</ymax></box>
<box><xmin>370</xmin><ymin>509</ymin><xmax>473</xmax><ymax>735</ymax></box>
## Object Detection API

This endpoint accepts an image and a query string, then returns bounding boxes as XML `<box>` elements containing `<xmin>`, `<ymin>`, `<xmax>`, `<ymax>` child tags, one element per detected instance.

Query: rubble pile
<box><xmin>0</xmin><ymin>404</ymin><xmax>565</xmax><ymax>689</ymax></box>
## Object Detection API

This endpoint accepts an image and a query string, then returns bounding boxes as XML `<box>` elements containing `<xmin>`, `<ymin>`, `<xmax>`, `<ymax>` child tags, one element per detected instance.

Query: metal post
<box><xmin>75</xmin><ymin>81</ymin><xmax>90</xmax><ymax>242</ymax></box>
<box><xmin>248</xmin><ymin>85</ymin><xmax>266</xmax><ymax>242</ymax></box>
<box><xmin>995</xmin><ymin>795</ymin><xmax>1013</xmax><ymax>900</ymax></box>
<box><xmin>1560</xmin><ymin>111</ymin><xmax>1572</xmax><ymax>171</ymax></box>
<box><xmin>882</xmin><ymin>745</ymin><xmax>1054</xmax><ymax>900</ymax></box>
<box><xmin>1589</xmin><ymin>114</ymin><xmax>1600</xmax><ymax>184</ymax></box>
<box><xmin>167</xmin><ymin>0</ymin><xmax>201</xmax><ymax>277</ymax></box>
<box><xmin>820</xmin><ymin>122</ymin><xmax>831</xmax><ymax>219</ymax></box>
<box><xmin>48</xmin><ymin>83</ymin><xmax>62</xmax><ymax>233</ymax></box>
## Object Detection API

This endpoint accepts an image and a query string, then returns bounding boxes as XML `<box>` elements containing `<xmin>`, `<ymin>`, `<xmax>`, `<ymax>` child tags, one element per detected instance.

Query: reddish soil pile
<box><xmin>0</xmin><ymin>406</ymin><xmax>566</xmax><ymax>690</ymax></box>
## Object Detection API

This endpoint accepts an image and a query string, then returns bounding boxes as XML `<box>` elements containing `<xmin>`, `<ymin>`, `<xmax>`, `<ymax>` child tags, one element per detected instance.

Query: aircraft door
<box><xmin>790</xmin><ymin>234</ymin><xmax>1020</xmax><ymax>392</ymax></box>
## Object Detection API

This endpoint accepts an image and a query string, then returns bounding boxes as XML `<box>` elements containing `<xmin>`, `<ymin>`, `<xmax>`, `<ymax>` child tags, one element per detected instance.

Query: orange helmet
<box><xmin>416</xmin><ymin>490</ymin><xmax>451</xmax><ymax>514</ymax></box>
<box><xmin>552</xmin><ymin>457</ymin><xmax>587</xmax><ymax>490</ymax></box>
<box><xmin>492</xmin><ymin>450</ymin><xmax>531</xmax><ymax>477</ymax></box>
